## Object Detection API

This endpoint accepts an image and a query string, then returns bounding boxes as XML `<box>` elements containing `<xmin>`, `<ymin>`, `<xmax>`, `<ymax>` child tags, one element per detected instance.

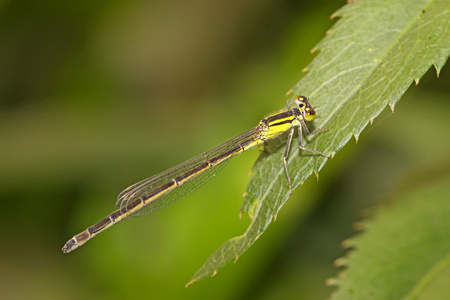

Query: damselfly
<box><xmin>62</xmin><ymin>96</ymin><xmax>327</xmax><ymax>253</ymax></box>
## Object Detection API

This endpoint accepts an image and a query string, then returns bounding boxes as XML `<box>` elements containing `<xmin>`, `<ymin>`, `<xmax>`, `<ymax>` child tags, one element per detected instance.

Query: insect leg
<box><xmin>284</xmin><ymin>127</ymin><xmax>295</xmax><ymax>194</ymax></box>
<box><xmin>298</xmin><ymin>122</ymin><xmax>328</xmax><ymax>158</ymax></box>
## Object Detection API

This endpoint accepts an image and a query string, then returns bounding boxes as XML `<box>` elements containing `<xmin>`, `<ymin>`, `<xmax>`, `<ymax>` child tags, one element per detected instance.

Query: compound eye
<box><xmin>304</xmin><ymin>108</ymin><xmax>316</xmax><ymax>121</ymax></box>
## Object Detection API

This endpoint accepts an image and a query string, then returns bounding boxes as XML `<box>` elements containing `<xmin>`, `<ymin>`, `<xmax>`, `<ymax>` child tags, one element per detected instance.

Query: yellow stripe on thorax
<box><xmin>261</xmin><ymin>111</ymin><xmax>298</xmax><ymax>140</ymax></box>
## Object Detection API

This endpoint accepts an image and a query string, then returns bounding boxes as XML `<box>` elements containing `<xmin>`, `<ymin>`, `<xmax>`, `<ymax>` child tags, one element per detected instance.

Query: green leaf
<box><xmin>187</xmin><ymin>0</ymin><xmax>450</xmax><ymax>285</ymax></box>
<box><xmin>328</xmin><ymin>166</ymin><xmax>450</xmax><ymax>299</ymax></box>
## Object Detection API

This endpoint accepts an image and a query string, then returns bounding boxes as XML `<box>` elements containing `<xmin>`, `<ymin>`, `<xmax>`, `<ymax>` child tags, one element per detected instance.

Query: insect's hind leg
<box><xmin>298</xmin><ymin>123</ymin><xmax>328</xmax><ymax>158</ymax></box>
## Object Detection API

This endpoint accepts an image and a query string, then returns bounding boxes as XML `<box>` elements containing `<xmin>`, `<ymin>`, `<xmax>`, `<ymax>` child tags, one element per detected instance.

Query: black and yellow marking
<box><xmin>62</xmin><ymin>95</ymin><xmax>327</xmax><ymax>253</ymax></box>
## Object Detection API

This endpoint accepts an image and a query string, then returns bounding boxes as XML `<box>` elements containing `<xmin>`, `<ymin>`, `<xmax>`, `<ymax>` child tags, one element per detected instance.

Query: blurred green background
<box><xmin>1</xmin><ymin>0</ymin><xmax>449</xmax><ymax>299</ymax></box>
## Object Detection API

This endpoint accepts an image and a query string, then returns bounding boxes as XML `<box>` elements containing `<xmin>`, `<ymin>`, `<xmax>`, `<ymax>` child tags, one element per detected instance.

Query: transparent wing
<box><xmin>116</xmin><ymin>126</ymin><xmax>262</xmax><ymax>217</ymax></box>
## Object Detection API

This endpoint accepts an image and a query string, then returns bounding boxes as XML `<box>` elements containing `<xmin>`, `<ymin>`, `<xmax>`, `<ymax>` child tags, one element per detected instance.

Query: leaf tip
<box><xmin>273</xmin><ymin>213</ymin><xmax>278</xmax><ymax>222</ymax></box>
<box><xmin>334</xmin><ymin>257</ymin><xmax>348</xmax><ymax>267</ymax></box>
<box><xmin>325</xmin><ymin>277</ymin><xmax>339</xmax><ymax>287</ymax></box>
<box><xmin>211</xmin><ymin>270</ymin><xmax>218</xmax><ymax>277</ymax></box>
<box><xmin>414</xmin><ymin>78</ymin><xmax>420</xmax><ymax>85</ymax></box>
<box><xmin>330</xmin><ymin>152</ymin><xmax>336</xmax><ymax>159</ymax></box>
<box><xmin>341</xmin><ymin>238</ymin><xmax>356</xmax><ymax>249</ymax></box>
<box><xmin>330</xmin><ymin>11</ymin><xmax>339</xmax><ymax>20</ymax></box>
<box><xmin>389</xmin><ymin>104</ymin><xmax>395</xmax><ymax>113</ymax></box>
<box><xmin>185</xmin><ymin>279</ymin><xmax>195</xmax><ymax>288</ymax></box>
<box><xmin>315</xmin><ymin>172</ymin><xmax>320</xmax><ymax>181</ymax></box>
<box><xmin>354</xmin><ymin>134</ymin><xmax>359</xmax><ymax>144</ymax></box>
<box><xmin>234</xmin><ymin>256</ymin><xmax>240</xmax><ymax>264</ymax></box>
<box><xmin>369</xmin><ymin>118</ymin><xmax>374</xmax><ymax>125</ymax></box>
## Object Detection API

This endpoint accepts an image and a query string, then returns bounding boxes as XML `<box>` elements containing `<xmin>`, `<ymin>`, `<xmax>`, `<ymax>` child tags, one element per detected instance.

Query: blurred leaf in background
<box><xmin>0</xmin><ymin>0</ymin><xmax>449</xmax><ymax>299</ymax></box>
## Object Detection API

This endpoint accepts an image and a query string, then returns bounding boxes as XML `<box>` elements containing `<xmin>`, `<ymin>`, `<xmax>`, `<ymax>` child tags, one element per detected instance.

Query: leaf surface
<box><xmin>188</xmin><ymin>0</ymin><xmax>450</xmax><ymax>285</ymax></box>
<box><xmin>329</xmin><ymin>166</ymin><xmax>450</xmax><ymax>299</ymax></box>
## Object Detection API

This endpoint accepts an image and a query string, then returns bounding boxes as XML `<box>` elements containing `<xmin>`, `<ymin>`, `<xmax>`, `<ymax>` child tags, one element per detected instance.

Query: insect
<box><xmin>62</xmin><ymin>96</ymin><xmax>327</xmax><ymax>253</ymax></box>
